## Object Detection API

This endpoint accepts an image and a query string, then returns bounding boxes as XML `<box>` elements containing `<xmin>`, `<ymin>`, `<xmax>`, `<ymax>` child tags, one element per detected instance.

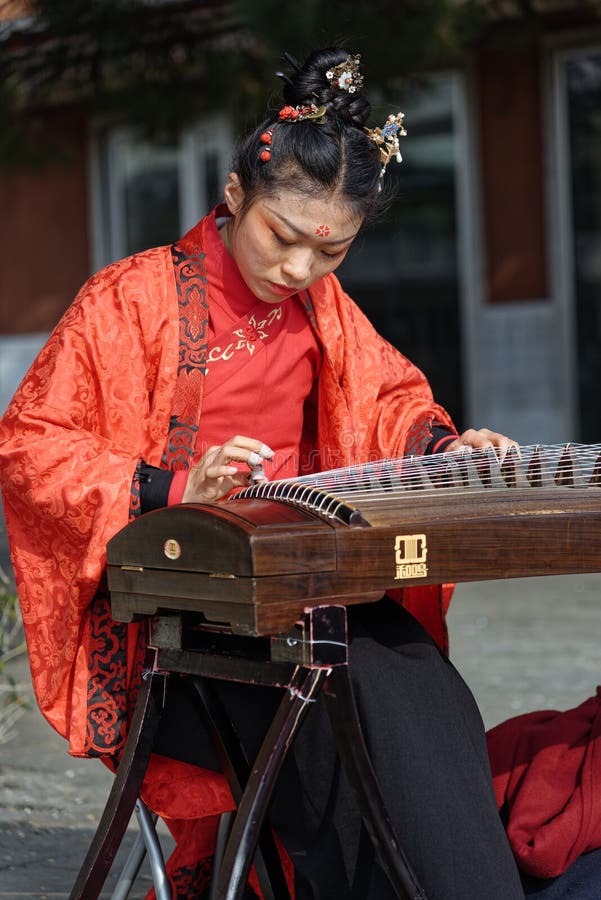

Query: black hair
<box><xmin>231</xmin><ymin>47</ymin><xmax>393</xmax><ymax>224</ymax></box>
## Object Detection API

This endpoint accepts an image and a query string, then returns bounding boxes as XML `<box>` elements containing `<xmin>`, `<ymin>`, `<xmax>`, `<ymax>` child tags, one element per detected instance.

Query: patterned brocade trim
<box><xmin>86</xmin><ymin>243</ymin><xmax>211</xmax><ymax>756</ymax></box>
<box><xmin>85</xmin><ymin>584</ymin><xmax>129</xmax><ymax>756</ymax></box>
<box><xmin>404</xmin><ymin>416</ymin><xmax>434</xmax><ymax>457</ymax></box>
<box><xmin>130</xmin><ymin>460</ymin><xmax>142</xmax><ymax>518</ymax></box>
<box><xmin>84</xmin><ymin>463</ymin><xmax>144</xmax><ymax>756</ymax></box>
<box><xmin>168</xmin><ymin>858</ymin><xmax>214</xmax><ymax>899</ymax></box>
<box><xmin>302</xmin><ymin>289</ymin><xmax>318</xmax><ymax>330</ymax></box>
<box><xmin>162</xmin><ymin>242</ymin><xmax>210</xmax><ymax>471</ymax></box>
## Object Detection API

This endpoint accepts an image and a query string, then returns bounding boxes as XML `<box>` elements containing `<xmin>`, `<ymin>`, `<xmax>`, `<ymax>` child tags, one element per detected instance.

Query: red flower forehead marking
<box><xmin>315</xmin><ymin>224</ymin><xmax>331</xmax><ymax>237</ymax></box>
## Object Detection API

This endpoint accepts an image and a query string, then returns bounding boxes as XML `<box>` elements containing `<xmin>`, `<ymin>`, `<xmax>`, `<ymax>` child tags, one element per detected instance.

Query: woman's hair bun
<box><xmin>233</xmin><ymin>45</ymin><xmax>390</xmax><ymax>225</ymax></box>
<box><xmin>278</xmin><ymin>47</ymin><xmax>371</xmax><ymax>130</ymax></box>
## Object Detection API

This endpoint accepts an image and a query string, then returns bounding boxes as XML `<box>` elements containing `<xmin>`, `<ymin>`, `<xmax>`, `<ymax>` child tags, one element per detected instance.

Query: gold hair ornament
<box><xmin>325</xmin><ymin>54</ymin><xmax>364</xmax><ymax>94</ymax></box>
<box><xmin>365</xmin><ymin>112</ymin><xmax>407</xmax><ymax>176</ymax></box>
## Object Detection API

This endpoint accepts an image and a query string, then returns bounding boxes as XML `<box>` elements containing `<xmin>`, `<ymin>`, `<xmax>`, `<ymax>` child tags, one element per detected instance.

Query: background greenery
<box><xmin>2</xmin><ymin>0</ymin><xmax>599</xmax><ymax>166</ymax></box>
<box><xmin>0</xmin><ymin>561</ymin><xmax>29</xmax><ymax>744</ymax></box>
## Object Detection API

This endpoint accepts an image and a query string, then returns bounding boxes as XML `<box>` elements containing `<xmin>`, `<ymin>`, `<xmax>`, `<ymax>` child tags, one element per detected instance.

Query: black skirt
<box><xmin>154</xmin><ymin>597</ymin><xmax>525</xmax><ymax>900</ymax></box>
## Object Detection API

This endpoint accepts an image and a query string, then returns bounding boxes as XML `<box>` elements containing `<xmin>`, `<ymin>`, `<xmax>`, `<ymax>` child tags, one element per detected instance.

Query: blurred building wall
<box><xmin>1</xmin><ymin>4</ymin><xmax>600</xmax><ymax>442</ymax></box>
<box><xmin>0</xmin><ymin>110</ymin><xmax>90</xmax><ymax>335</ymax></box>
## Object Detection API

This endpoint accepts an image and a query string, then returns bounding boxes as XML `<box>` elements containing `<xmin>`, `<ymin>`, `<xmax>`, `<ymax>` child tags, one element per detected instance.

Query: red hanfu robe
<box><xmin>0</xmin><ymin>205</ymin><xmax>455</xmax><ymax>894</ymax></box>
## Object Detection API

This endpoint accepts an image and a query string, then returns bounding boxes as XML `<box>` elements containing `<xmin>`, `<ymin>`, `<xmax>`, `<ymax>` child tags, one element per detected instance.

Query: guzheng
<box><xmin>107</xmin><ymin>442</ymin><xmax>601</xmax><ymax>635</ymax></box>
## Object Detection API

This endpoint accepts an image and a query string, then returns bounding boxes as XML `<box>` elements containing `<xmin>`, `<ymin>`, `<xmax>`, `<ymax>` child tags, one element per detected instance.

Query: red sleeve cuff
<box><xmin>168</xmin><ymin>470</ymin><xmax>189</xmax><ymax>505</ymax></box>
<box><xmin>431</xmin><ymin>434</ymin><xmax>458</xmax><ymax>454</ymax></box>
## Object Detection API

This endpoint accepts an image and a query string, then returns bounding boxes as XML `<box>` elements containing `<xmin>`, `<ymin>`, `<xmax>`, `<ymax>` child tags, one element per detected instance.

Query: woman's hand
<box><xmin>182</xmin><ymin>435</ymin><xmax>274</xmax><ymax>504</ymax></box>
<box><xmin>445</xmin><ymin>427</ymin><xmax>519</xmax><ymax>459</ymax></box>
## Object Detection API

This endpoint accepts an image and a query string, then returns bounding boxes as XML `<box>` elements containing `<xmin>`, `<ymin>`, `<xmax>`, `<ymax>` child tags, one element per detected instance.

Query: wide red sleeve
<box><xmin>0</xmin><ymin>247</ymin><xmax>178</xmax><ymax>739</ymax></box>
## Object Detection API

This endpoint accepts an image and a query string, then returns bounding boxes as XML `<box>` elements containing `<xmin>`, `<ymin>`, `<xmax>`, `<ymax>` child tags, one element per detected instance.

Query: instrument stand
<box><xmin>69</xmin><ymin>605</ymin><xmax>427</xmax><ymax>900</ymax></box>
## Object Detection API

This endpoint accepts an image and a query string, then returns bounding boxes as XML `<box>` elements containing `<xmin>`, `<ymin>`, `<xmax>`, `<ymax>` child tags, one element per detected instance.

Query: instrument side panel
<box><xmin>107</xmin><ymin>499</ymin><xmax>337</xmax><ymax>577</ymax></box>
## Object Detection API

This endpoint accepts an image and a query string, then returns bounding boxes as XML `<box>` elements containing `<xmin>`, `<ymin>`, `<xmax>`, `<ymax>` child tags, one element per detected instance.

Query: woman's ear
<box><xmin>224</xmin><ymin>172</ymin><xmax>245</xmax><ymax>216</ymax></box>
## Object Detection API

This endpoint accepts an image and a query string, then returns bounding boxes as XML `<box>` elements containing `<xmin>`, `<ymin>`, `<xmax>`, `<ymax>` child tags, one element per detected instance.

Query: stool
<box><xmin>69</xmin><ymin>605</ymin><xmax>427</xmax><ymax>899</ymax></box>
<box><xmin>109</xmin><ymin>800</ymin><xmax>237</xmax><ymax>900</ymax></box>
<box><xmin>109</xmin><ymin>799</ymin><xmax>170</xmax><ymax>900</ymax></box>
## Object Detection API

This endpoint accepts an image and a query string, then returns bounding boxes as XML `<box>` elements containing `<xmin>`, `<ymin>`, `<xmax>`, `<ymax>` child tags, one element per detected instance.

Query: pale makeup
<box><xmin>222</xmin><ymin>174</ymin><xmax>362</xmax><ymax>304</ymax></box>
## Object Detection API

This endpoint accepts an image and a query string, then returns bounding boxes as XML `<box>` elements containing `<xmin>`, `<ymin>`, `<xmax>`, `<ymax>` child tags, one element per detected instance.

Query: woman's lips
<box><xmin>267</xmin><ymin>281</ymin><xmax>296</xmax><ymax>296</ymax></box>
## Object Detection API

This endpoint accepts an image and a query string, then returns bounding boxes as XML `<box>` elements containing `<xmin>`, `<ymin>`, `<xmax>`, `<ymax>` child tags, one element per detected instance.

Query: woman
<box><xmin>0</xmin><ymin>47</ymin><xmax>524</xmax><ymax>898</ymax></box>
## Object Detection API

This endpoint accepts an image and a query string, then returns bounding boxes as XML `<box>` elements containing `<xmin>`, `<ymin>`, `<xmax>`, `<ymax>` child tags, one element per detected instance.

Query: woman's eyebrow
<box><xmin>268</xmin><ymin>208</ymin><xmax>358</xmax><ymax>244</ymax></box>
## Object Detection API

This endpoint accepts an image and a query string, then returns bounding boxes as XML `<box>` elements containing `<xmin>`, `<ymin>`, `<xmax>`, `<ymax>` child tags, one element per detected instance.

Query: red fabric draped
<box><xmin>487</xmin><ymin>687</ymin><xmax>601</xmax><ymax>878</ymax></box>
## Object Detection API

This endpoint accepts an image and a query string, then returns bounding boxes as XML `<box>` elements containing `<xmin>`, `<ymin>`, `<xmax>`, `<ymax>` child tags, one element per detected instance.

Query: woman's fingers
<box><xmin>183</xmin><ymin>436</ymin><xmax>274</xmax><ymax>503</ymax></box>
<box><xmin>213</xmin><ymin>436</ymin><xmax>274</xmax><ymax>467</ymax></box>
<box><xmin>447</xmin><ymin>428</ymin><xmax>520</xmax><ymax>460</ymax></box>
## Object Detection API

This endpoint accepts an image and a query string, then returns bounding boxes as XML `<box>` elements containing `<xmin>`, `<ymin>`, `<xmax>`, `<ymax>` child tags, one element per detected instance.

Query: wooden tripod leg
<box><xmin>214</xmin><ymin>666</ymin><xmax>329</xmax><ymax>900</ymax></box>
<box><xmin>324</xmin><ymin>665</ymin><xmax>427</xmax><ymax>900</ymax></box>
<box><xmin>69</xmin><ymin>652</ymin><xmax>167</xmax><ymax>900</ymax></box>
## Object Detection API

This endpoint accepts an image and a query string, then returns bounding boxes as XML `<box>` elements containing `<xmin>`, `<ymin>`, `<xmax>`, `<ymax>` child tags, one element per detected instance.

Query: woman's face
<box><xmin>222</xmin><ymin>173</ymin><xmax>362</xmax><ymax>304</ymax></box>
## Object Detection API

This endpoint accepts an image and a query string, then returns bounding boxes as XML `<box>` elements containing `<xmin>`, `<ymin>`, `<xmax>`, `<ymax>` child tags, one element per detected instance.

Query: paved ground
<box><xmin>0</xmin><ymin>649</ymin><xmax>167</xmax><ymax>899</ymax></box>
<box><xmin>1</xmin><ymin>572</ymin><xmax>601</xmax><ymax>898</ymax></box>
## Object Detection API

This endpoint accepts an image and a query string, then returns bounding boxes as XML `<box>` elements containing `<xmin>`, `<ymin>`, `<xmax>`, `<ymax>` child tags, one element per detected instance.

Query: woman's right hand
<box><xmin>182</xmin><ymin>435</ymin><xmax>274</xmax><ymax>504</ymax></box>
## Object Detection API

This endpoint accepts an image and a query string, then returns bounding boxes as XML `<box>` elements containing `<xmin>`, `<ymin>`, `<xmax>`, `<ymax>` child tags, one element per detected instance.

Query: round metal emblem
<box><xmin>163</xmin><ymin>538</ymin><xmax>182</xmax><ymax>561</ymax></box>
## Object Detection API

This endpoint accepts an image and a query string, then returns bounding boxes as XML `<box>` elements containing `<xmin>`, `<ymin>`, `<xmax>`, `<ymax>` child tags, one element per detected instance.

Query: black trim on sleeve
<box><xmin>139</xmin><ymin>461</ymin><xmax>174</xmax><ymax>513</ymax></box>
<box><xmin>425</xmin><ymin>426</ymin><xmax>458</xmax><ymax>455</ymax></box>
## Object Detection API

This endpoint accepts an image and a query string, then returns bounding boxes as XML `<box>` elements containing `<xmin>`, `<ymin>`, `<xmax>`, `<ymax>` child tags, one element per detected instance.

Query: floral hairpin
<box><xmin>325</xmin><ymin>54</ymin><xmax>363</xmax><ymax>94</ymax></box>
<box><xmin>365</xmin><ymin>112</ymin><xmax>407</xmax><ymax>176</ymax></box>
<box><xmin>278</xmin><ymin>103</ymin><xmax>327</xmax><ymax>123</ymax></box>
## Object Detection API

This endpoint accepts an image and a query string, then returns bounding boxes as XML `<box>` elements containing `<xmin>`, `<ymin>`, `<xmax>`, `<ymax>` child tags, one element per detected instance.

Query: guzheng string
<box><xmin>235</xmin><ymin>443</ymin><xmax>601</xmax><ymax>514</ymax></box>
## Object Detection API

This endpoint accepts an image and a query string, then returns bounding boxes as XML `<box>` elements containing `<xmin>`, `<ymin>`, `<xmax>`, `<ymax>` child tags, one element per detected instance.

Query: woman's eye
<box><xmin>271</xmin><ymin>227</ymin><xmax>344</xmax><ymax>260</ymax></box>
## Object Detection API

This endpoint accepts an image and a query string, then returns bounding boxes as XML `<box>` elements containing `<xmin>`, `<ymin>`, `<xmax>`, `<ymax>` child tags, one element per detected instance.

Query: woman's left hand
<box><xmin>445</xmin><ymin>427</ymin><xmax>520</xmax><ymax>459</ymax></box>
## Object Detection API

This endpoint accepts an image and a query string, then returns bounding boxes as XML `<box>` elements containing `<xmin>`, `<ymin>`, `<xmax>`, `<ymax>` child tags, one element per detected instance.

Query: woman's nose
<box><xmin>281</xmin><ymin>248</ymin><xmax>313</xmax><ymax>284</ymax></box>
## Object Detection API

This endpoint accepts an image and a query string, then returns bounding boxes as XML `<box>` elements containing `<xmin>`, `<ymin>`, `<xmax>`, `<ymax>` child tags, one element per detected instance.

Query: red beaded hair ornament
<box><xmin>278</xmin><ymin>103</ymin><xmax>327</xmax><ymax>123</ymax></box>
<box><xmin>259</xmin><ymin>128</ymin><xmax>273</xmax><ymax>163</ymax></box>
<box><xmin>259</xmin><ymin>104</ymin><xmax>326</xmax><ymax>164</ymax></box>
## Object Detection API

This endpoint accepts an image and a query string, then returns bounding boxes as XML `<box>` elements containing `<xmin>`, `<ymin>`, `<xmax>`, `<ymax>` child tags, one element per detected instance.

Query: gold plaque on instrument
<box><xmin>163</xmin><ymin>538</ymin><xmax>182</xmax><ymax>561</ymax></box>
<box><xmin>394</xmin><ymin>534</ymin><xmax>428</xmax><ymax>579</ymax></box>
